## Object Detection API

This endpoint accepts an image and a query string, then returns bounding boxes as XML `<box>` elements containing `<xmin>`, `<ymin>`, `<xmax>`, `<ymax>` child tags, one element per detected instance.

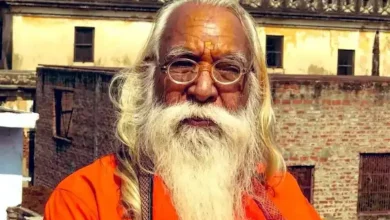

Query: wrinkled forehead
<box><xmin>159</xmin><ymin>3</ymin><xmax>251</xmax><ymax>62</ymax></box>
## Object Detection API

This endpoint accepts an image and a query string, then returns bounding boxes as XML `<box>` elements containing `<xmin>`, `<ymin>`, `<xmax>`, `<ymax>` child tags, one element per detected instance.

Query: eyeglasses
<box><xmin>160</xmin><ymin>58</ymin><xmax>249</xmax><ymax>85</ymax></box>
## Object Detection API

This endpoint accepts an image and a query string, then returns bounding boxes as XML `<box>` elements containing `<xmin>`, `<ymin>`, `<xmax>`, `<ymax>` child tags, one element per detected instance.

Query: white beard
<box><xmin>139</xmin><ymin>101</ymin><xmax>261</xmax><ymax>220</ymax></box>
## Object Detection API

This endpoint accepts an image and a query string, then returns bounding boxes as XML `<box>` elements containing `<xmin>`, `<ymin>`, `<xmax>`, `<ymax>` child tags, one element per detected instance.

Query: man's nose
<box><xmin>187</xmin><ymin>69</ymin><xmax>218</xmax><ymax>104</ymax></box>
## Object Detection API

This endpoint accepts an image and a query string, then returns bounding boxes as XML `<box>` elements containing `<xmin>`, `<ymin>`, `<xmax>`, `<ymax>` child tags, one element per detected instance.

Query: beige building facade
<box><xmin>1</xmin><ymin>0</ymin><xmax>388</xmax><ymax>76</ymax></box>
<box><xmin>259</xmin><ymin>24</ymin><xmax>390</xmax><ymax>76</ymax></box>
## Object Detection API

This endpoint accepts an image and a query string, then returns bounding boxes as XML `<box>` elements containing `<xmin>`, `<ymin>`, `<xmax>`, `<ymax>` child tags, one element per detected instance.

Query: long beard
<box><xmin>138</xmin><ymin>98</ymin><xmax>261</xmax><ymax>220</ymax></box>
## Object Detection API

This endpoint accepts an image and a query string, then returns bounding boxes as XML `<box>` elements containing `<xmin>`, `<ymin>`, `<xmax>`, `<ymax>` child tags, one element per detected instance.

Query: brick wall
<box><xmin>34</xmin><ymin>66</ymin><xmax>119</xmax><ymax>188</ymax></box>
<box><xmin>272</xmin><ymin>75</ymin><xmax>390</xmax><ymax>220</ymax></box>
<box><xmin>35</xmin><ymin>69</ymin><xmax>390</xmax><ymax>220</ymax></box>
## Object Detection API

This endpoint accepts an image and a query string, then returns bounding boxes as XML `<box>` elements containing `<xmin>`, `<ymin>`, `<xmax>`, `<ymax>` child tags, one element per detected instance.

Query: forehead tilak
<box><xmin>204</xmin><ymin>41</ymin><xmax>214</xmax><ymax>50</ymax></box>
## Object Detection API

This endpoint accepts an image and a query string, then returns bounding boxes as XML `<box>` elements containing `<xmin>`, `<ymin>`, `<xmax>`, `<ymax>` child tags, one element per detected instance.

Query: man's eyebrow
<box><xmin>220</xmin><ymin>52</ymin><xmax>248</xmax><ymax>65</ymax></box>
<box><xmin>163</xmin><ymin>46</ymin><xmax>249</xmax><ymax>65</ymax></box>
<box><xmin>164</xmin><ymin>46</ymin><xmax>197</xmax><ymax>62</ymax></box>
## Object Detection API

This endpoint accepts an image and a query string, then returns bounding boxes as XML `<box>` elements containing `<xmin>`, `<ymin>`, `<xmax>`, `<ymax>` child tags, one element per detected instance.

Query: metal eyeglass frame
<box><xmin>160</xmin><ymin>58</ymin><xmax>250</xmax><ymax>85</ymax></box>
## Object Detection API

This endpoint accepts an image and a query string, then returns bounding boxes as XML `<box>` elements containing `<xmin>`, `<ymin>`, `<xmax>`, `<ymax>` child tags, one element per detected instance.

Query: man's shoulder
<box><xmin>44</xmin><ymin>154</ymin><xmax>124</xmax><ymax>219</ymax></box>
<box><xmin>56</xmin><ymin>154</ymin><xmax>119</xmax><ymax>192</ymax></box>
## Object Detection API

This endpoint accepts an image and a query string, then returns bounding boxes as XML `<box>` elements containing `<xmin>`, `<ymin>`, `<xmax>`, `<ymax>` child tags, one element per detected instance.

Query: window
<box><xmin>337</xmin><ymin>49</ymin><xmax>355</xmax><ymax>75</ymax></box>
<box><xmin>54</xmin><ymin>89</ymin><xmax>74</xmax><ymax>139</ymax></box>
<box><xmin>74</xmin><ymin>27</ymin><xmax>94</xmax><ymax>62</ymax></box>
<box><xmin>0</xmin><ymin>97</ymin><xmax>6</xmax><ymax>105</ymax></box>
<box><xmin>266</xmin><ymin>35</ymin><xmax>283</xmax><ymax>68</ymax></box>
<box><xmin>358</xmin><ymin>153</ymin><xmax>390</xmax><ymax>214</ymax></box>
<box><xmin>288</xmin><ymin>165</ymin><xmax>314</xmax><ymax>203</ymax></box>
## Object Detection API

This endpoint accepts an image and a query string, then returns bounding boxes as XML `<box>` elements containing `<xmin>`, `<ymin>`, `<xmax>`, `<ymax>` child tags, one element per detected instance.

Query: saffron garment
<box><xmin>44</xmin><ymin>155</ymin><xmax>321</xmax><ymax>220</ymax></box>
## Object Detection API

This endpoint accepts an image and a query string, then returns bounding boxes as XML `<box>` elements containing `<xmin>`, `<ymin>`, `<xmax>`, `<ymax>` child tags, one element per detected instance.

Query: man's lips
<box><xmin>181</xmin><ymin>117</ymin><xmax>216</xmax><ymax>127</ymax></box>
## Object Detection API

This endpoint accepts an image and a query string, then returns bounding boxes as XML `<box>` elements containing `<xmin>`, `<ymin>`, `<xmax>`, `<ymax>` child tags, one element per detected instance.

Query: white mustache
<box><xmin>155</xmin><ymin>102</ymin><xmax>242</xmax><ymax>130</ymax></box>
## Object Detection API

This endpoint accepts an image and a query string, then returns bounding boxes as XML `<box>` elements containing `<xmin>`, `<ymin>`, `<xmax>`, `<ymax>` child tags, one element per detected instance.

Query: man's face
<box><xmin>156</xmin><ymin>3</ymin><xmax>251</xmax><ymax>119</ymax></box>
<box><xmin>138</xmin><ymin>4</ymin><xmax>261</xmax><ymax>220</ymax></box>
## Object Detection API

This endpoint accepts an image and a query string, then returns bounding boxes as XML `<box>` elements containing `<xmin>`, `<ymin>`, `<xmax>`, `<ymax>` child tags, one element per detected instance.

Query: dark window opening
<box><xmin>337</xmin><ymin>49</ymin><xmax>355</xmax><ymax>75</ymax></box>
<box><xmin>363</xmin><ymin>0</ymin><xmax>370</xmax><ymax>6</ymax></box>
<box><xmin>0</xmin><ymin>21</ymin><xmax>3</xmax><ymax>61</ymax></box>
<box><xmin>358</xmin><ymin>153</ymin><xmax>390</xmax><ymax>214</ymax></box>
<box><xmin>74</xmin><ymin>27</ymin><xmax>94</xmax><ymax>62</ymax></box>
<box><xmin>288</xmin><ymin>165</ymin><xmax>314</xmax><ymax>203</ymax></box>
<box><xmin>266</xmin><ymin>35</ymin><xmax>283</xmax><ymax>68</ymax></box>
<box><xmin>383</xmin><ymin>0</ymin><xmax>388</xmax><ymax>6</ymax></box>
<box><xmin>0</xmin><ymin>96</ymin><xmax>6</xmax><ymax>105</ymax></box>
<box><xmin>54</xmin><ymin>89</ymin><xmax>74</xmax><ymax>139</ymax></box>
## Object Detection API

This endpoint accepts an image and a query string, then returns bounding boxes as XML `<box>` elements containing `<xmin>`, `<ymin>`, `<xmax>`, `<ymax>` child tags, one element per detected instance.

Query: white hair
<box><xmin>110</xmin><ymin>0</ymin><xmax>285</xmax><ymax>219</ymax></box>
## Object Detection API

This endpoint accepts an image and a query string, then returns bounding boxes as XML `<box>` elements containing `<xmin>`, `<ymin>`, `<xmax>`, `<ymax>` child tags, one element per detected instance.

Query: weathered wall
<box><xmin>379</xmin><ymin>32</ymin><xmax>390</xmax><ymax>77</ymax></box>
<box><xmin>272</xmin><ymin>75</ymin><xmax>390</xmax><ymax>220</ymax></box>
<box><xmin>34</xmin><ymin>67</ymin><xmax>119</xmax><ymax>188</ymax></box>
<box><xmin>12</xmin><ymin>15</ymin><xmax>152</xmax><ymax>70</ymax></box>
<box><xmin>0</xmin><ymin>71</ymin><xmax>36</xmax><ymax>185</ymax></box>
<box><xmin>11</xmin><ymin>12</ymin><xmax>390</xmax><ymax>77</ymax></box>
<box><xmin>258</xmin><ymin>26</ymin><xmax>390</xmax><ymax>76</ymax></box>
<box><xmin>34</xmin><ymin>68</ymin><xmax>390</xmax><ymax>219</ymax></box>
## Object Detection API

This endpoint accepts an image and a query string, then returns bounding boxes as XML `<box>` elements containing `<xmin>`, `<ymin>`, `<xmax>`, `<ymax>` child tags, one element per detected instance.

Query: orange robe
<box><xmin>44</xmin><ymin>155</ymin><xmax>321</xmax><ymax>220</ymax></box>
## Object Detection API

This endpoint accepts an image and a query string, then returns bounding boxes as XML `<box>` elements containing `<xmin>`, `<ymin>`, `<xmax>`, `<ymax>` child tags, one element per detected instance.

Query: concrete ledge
<box><xmin>6</xmin><ymin>206</ymin><xmax>42</xmax><ymax>220</ymax></box>
<box><xmin>270</xmin><ymin>74</ymin><xmax>390</xmax><ymax>83</ymax></box>
<box><xmin>0</xmin><ymin>107</ymin><xmax>39</xmax><ymax>128</ymax></box>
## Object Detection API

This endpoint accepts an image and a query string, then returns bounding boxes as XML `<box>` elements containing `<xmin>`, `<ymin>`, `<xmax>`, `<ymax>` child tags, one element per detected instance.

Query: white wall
<box><xmin>0</xmin><ymin>127</ymin><xmax>23</xmax><ymax>220</ymax></box>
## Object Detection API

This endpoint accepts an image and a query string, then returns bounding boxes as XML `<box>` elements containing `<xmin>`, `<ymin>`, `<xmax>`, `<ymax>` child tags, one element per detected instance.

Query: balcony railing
<box><xmin>241</xmin><ymin>0</ymin><xmax>390</xmax><ymax>20</ymax></box>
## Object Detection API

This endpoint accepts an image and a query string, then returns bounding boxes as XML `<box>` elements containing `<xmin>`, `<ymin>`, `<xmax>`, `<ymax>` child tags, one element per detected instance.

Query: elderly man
<box><xmin>45</xmin><ymin>0</ymin><xmax>320</xmax><ymax>219</ymax></box>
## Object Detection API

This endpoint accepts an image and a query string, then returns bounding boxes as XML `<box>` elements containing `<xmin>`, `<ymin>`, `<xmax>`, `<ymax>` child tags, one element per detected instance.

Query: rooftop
<box><xmin>37</xmin><ymin>65</ymin><xmax>122</xmax><ymax>76</ymax></box>
<box><xmin>0</xmin><ymin>70</ymin><xmax>36</xmax><ymax>90</ymax></box>
<box><xmin>2</xmin><ymin>0</ymin><xmax>389</xmax><ymax>22</ymax></box>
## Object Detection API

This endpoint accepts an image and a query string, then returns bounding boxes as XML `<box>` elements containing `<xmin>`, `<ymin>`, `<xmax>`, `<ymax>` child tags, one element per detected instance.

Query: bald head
<box><xmin>159</xmin><ymin>2</ymin><xmax>251</xmax><ymax>65</ymax></box>
<box><xmin>155</xmin><ymin>2</ymin><xmax>252</xmax><ymax>112</ymax></box>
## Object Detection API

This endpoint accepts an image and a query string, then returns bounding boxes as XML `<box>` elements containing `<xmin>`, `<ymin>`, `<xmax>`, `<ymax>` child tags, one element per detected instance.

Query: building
<box><xmin>0</xmin><ymin>0</ymin><xmax>155</xmax><ymax>71</ymax></box>
<box><xmin>0</xmin><ymin>107</ymin><xmax>38</xmax><ymax>220</ymax></box>
<box><xmin>0</xmin><ymin>0</ymin><xmax>388</xmax><ymax>75</ymax></box>
<box><xmin>0</xmin><ymin>70</ymin><xmax>36</xmax><ymax>186</ymax></box>
<box><xmin>35</xmin><ymin>64</ymin><xmax>390</xmax><ymax>219</ymax></box>
<box><xmin>34</xmin><ymin>65</ymin><xmax>120</xmax><ymax>188</ymax></box>
<box><xmin>273</xmin><ymin>75</ymin><xmax>390</xmax><ymax>220</ymax></box>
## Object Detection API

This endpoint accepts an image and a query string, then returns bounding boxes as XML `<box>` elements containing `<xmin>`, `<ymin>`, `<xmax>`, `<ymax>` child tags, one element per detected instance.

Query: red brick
<box><xmin>292</xmin><ymin>100</ymin><xmax>302</xmax><ymax>104</ymax></box>
<box><xmin>322</xmin><ymin>100</ymin><xmax>331</xmax><ymax>105</ymax></box>
<box><xmin>342</xmin><ymin>100</ymin><xmax>351</xmax><ymax>105</ymax></box>
<box><xmin>331</xmin><ymin>100</ymin><xmax>342</xmax><ymax>105</ymax></box>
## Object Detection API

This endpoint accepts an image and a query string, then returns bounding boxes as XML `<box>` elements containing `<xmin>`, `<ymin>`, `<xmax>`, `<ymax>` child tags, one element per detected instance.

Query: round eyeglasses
<box><xmin>160</xmin><ymin>58</ymin><xmax>249</xmax><ymax>85</ymax></box>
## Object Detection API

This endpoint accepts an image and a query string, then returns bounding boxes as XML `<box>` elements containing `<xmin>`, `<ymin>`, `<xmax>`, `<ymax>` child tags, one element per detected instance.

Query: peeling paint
<box><xmin>12</xmin><ymin>15</ymin><xmax>153</xmax><ymax>70</ymax></box>
<box><xmin>122</xmin><ymin>56</ymin><xmax>132</xmax><ymax>67</ymax></box>
<box><xmin>12</xmin><ymin>54</ymin><xmax>23</xmax><ymax>70</ymax></box>
<box><xmin>307</xmin><ymin>65</ymin><xmax>330</xmax><ymax>75</ymax></box>
<box><xmin>257</xmin><ymin>26</ymin><xmax>383</xmax><ymax>75</ymax></box>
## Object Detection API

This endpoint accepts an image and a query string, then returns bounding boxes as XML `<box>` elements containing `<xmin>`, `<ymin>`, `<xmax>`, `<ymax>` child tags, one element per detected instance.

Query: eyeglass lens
<box><xmin>168</xmin><ymin>59</ymin><xmax>242</xmax><ymax>84</ymax></box>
